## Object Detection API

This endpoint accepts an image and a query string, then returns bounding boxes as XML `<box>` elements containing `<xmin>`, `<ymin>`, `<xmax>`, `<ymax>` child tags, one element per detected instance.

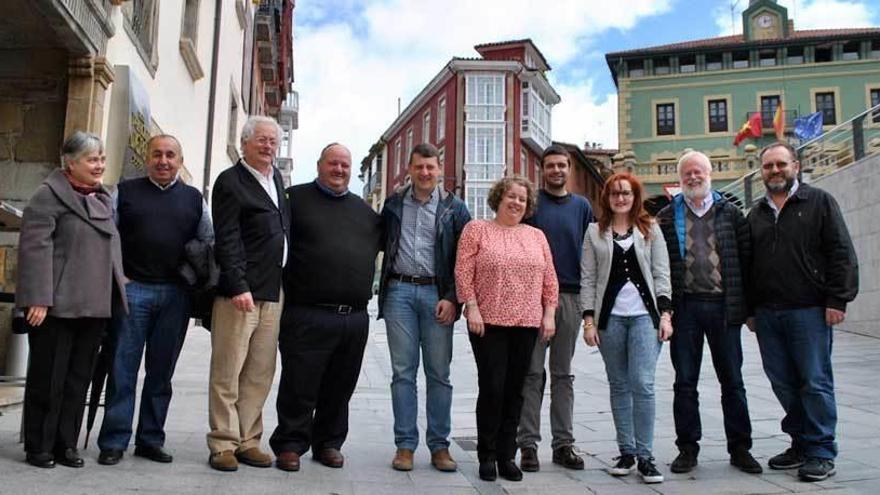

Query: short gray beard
<box><xmin>682</xmin><ymin>178</ymin><xmax>711</xmax><ymax>201</ymax></box>
<box><xmin>765</xmin><ymin>176</ymin><xmax>795</xmax><ymax>193</ymax></box>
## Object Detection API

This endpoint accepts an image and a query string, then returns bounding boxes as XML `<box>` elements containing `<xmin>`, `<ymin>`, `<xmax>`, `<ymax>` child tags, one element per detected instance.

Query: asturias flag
<box><xmin>733</xmin><ymin>112</ymin><xmax>763</xmax><ymax>146</ymax></box>
<box><xmin>794</xmin><ymin>111</ymin><xmax>824</xmax><ymax>141</ymax></box>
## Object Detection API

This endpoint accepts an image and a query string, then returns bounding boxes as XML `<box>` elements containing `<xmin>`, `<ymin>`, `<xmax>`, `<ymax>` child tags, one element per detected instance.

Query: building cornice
<box><xmin>382</xmin><ymin>58</ymin><xmax>557</xmax><ymax>141</ymax></box>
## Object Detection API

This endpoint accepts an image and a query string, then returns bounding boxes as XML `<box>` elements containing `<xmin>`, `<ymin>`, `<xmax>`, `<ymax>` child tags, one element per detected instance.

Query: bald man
<box><xmin>656</xmin><ymin>151</ymin><xmax>760</xmax><ymax>475</ymax></box>
<box><xmin>269</xmin><ymin>144</ymin><xmax>383</xmax><ymax>472</ymax></box>
<box><xmin>99</xmin><ymin>135</ymin><xmax>213</xmax><ymax>466</ymax></box>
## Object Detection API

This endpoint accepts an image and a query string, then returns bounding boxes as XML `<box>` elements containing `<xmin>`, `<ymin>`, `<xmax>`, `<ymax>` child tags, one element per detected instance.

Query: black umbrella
<box><xmin>83</xmin><ymin>333</ymin><xmax>114</xmax><ymax>449</ymax></box>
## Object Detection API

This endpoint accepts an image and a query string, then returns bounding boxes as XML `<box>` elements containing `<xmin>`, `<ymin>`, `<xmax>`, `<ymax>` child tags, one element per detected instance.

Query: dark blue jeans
<box><xmin>98</xmin><ymin>281</ymin><xmax>191</xmax><ymax>451</ymax></box>
<box><xmin>671</xmin><ymin>296</ymin><xmax>752</xmax><ymax>454</ymax></box>
<box><xmin>755</xmin><ymin>306</ymin><xmax>837</xmax><ymax>460</ymax></box>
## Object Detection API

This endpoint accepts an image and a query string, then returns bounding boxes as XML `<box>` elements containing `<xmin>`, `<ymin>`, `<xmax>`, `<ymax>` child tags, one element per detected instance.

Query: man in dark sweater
<box><xmin>270</xmin><ymin>143</ymin><xmax>382</xmax><ymax>472</ymax></box>
<box><xmin>748</xmin><ymin>142</ymin><xmax>858</xmax><ymax>482</ymax></box>
<box><xmin>98</xmin><ymin>135</ymin><xmax>213</xmax><ymax>465</ymax></box>
<box><xmin>518</xmin><ymin>145</ymin><xmax>592</xmax><ymax>472</ymax></box>
<box><xmin>656</xmin><ymin>151</ymin><xmax>760</xmax><ymax>476</ymax></box>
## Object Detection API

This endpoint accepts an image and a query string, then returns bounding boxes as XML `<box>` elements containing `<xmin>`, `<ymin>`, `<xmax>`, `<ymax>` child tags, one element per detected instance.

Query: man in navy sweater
<box><xmin>98</xmin><ymin>135</ymin><xmax>213</xmax><ymax>465</ymax></box>
<box><xmin>518</xmin><ymin>145</ymin><xmax>592</xmax><ymax>471</ymax></box>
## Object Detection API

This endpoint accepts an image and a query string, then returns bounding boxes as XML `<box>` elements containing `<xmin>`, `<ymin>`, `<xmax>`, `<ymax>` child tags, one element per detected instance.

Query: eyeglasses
<box><xmin>761</xmin><ymin>161</ymin><xmax>791</xmax><ymax>170</ymax></box>
<box><xmin>610</xmin><ymin>191</ymin><xmax>633</xmax><ymax>198</ymax></box>
<box><xmin>253</xmin><ymin>137</ymin><xmax>278</xmax><ymax>146</ymax></box>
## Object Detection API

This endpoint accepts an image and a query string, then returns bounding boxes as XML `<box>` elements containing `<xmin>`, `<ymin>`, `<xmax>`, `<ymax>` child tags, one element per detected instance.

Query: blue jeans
<box><xmin>755</xmin><ymin>306</ymin><xmax>837</xmax><ymax>460</ymax></box>
<box><xmin>671</xmin><ymin>296</ymin><xmax>752</xmax><ymax>454</ymax></box>
<box><xmin>599</xmin><ymin>314</ymin><xmax>662</xmax><ymax>458</ymax></box>
<box><xmin>383</xmin><ymin>280</ymin><xmax>453</xmax><ymax>452</ymax></box>
<box><xmin>98</xmin><ymin>281</ymin><xmax>191</xmax><ymax>451</ymax></box>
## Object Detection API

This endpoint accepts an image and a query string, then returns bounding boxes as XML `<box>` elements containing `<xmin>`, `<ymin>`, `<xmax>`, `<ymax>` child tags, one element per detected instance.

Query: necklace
<box><xmin>612</xmin><ymin>227</ymin><xmax>633</xmax><ymax>241</ymax></box>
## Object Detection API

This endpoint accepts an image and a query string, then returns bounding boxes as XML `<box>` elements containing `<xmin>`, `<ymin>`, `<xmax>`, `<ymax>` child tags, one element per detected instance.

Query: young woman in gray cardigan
<box><xmin>579</xmin><ymin>173</ymin><xmax>672</xmax><ymax>484</ymax></box>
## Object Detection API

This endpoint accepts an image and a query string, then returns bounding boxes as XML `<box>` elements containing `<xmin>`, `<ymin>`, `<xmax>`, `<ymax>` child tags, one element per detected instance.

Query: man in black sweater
<box><xmin>270</xmin><ymin>143</ymin><xmax>382</xmax><ymax>472</ymax></box>
<box><xmin>748</xmin><ymin>142</ymin><xmax>858</xmax><ymax>482</ymax></box>
<box><xmin>98</xmin><ymin>135</ymin><xmax>213</xmax><ymax>466</ymax></box>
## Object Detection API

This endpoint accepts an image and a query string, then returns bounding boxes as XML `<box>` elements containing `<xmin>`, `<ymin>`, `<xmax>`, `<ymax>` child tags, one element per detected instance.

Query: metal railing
<box><xmin>719</xmin><ymin>103</ymin><xmax>880</xmax><ymax>212</ymax></box>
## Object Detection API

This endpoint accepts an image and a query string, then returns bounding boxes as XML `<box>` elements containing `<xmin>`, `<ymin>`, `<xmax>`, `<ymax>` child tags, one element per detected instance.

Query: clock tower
<box><xmin>742</xmin><ymin>0</ymin><xmax>790</xmax><ymax>41</ymax></box>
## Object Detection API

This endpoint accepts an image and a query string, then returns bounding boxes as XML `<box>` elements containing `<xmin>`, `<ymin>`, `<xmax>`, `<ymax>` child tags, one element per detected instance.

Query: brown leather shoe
<box><xmin>315</xmin><ymin>448</ymin><xmax>344</xmax><ymax>468</ymax></box>
<box><xmin>276</xmin><ymin>451</ymin><xmax>301</xmax><ymax>472</ymax></box>
<box><xmin>520</xmin><ymin>446</ymin><xmax>539</xmax><ymax>472</ymax></box>
<box><xmin>235</xmin><ymin>447</ymin><xmax>272</xmax><ymax>468</ymax></box>
<box><xmin>392</xmin><ymin>448</ymin><xmax>414</xmax><ymax>471</ymax></box>
<box><xmin>209</xmin><ymin>450</ymin><xmax>238</xmax><ymax>472</ymax></box>
<box><xmin>430</xmin><ymin>448</ymin><xmax>457</xmax><ymax>472</ymax></box>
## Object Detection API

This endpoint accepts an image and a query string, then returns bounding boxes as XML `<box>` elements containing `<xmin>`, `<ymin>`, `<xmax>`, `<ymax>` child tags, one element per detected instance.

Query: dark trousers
<box><xmin>755</xmin><ymin>306</ymin><xmax>837</xmax><ymax>459</ymax></box>
<box><xmin>469</xmin><ymin>325</ymin><xmax>537</xmax><ymax>463</ymax></box>
<box><xmin>270</xmin><ymin>305</ymin><xmax>369</xmax><ymax>455</ymax></box>
<box><xmin>671</xmin><ymin>296</ymin><xmax>752</xmax><ymax>454</ymax></box>
<box><xmin>98</xmin><ymin>282</ymin><xmax>191</xmax><ymax>451</ymax></box>
<box><xmin>24</xmin><ymin>316</ymin><xmax>106</xmax><ymax>454</ymax></box>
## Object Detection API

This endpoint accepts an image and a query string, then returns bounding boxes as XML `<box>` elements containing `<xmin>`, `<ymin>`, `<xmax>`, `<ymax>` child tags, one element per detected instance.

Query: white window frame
<box><xmin>395</xmin><ymin>138</ymin><xmax>403</xmax><ymax>177</ymax></box>
<box><xmin>437</xmin><ymin>96</ymin><xmax>446</xmax><ymax>141</ymax></box>
<box><xmin>522</xmin><ymin>81</ymin><xmax>552</xmax><ymax>149</ymax></box>
<box><xmin>423</xmin><ymin>111</ymin><xmax>431</xmax><ymax>144</ymax></box>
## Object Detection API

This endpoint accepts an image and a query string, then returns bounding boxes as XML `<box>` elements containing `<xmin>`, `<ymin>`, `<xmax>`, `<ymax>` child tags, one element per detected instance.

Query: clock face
<box><xmin>758</xmin><ymin>14</ymin><xmax>773</xmax><ymax>28</ymax></box>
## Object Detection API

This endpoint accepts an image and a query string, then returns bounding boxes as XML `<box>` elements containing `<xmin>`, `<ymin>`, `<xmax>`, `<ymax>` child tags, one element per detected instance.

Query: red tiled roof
<box><xmin>606</xmin><ymin>27</ymin><xmax>880</xmax><ymax>57</ymax></box>
<box><xmin>474</xmin><ymin>38</ymin><xmax>551</xmax><ymax>70</ymax></box>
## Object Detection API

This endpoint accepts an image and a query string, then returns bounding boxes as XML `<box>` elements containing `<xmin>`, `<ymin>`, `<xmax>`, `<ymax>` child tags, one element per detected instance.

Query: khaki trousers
<box><xmin>207</xmin><ymin>294</ymin><xmax>282</xmax><ymax>453</ymax></box>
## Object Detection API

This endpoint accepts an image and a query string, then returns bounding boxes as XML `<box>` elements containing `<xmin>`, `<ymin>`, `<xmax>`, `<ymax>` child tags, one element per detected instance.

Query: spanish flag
<box><xmin>773</xmin><ymin>102</ymin><xmax>785</xmax><ymax>140</ymax></box>
<box><xmin>733</xmin><ymin>112</ymin><xmax>763</xmax><ymax>146</ymax></box>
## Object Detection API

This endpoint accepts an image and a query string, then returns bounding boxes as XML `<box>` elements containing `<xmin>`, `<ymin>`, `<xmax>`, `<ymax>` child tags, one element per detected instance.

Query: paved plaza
<box><xmin>1</xmin><ymin>298</ymin><xmax>879</xmax><ymax>494</ymax></box>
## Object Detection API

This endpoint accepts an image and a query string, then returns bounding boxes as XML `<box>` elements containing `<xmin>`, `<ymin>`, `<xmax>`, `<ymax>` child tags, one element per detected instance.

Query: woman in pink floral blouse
<box><xmin>455</xmin><ymin>175</ymin><xmax>558</xmax><ymax>482</ymax></box>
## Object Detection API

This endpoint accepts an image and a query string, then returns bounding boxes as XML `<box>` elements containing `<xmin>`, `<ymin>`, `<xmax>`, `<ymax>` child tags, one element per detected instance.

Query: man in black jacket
<box><xmin>657</xmin><ymin>151</ymin><xmax>760</xmax><ymax>475</ymax></box>
<box><xmin>748</xmin><ymin>142</ymin><xmax>858</xmax><ymax>482</ymax></box>
<box><xmin>207</xmin><ymin>116</ymin><xmax>290</xmax><ymax>472</ymax></box>
<box><xmin>377</xmin><ymin>143</ymin><xmax>470</xmax><ymax>473</ymax></box>
<box><xmin>269</xmin><ymin>143</ymin><xmax>382</xmax><ymax>473</ymax></box>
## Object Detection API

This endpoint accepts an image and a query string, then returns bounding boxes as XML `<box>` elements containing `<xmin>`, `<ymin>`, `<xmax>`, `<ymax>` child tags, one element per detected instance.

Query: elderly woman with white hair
<box><xmin>16</xmin><ymin>131</ymin><xmax>127</xmax><ymax>469</ymax></box>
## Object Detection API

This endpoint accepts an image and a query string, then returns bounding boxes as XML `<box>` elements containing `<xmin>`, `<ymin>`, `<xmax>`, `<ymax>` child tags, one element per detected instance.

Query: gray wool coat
<box><xmin>15</xmin><ymin>169</ymin><xmax>128</xmax><ymax>318</ymax></box>
<box><xmin>579</xmin><ymin>221</ymin><xmax>671</xmax><ymax>329</ymax></box>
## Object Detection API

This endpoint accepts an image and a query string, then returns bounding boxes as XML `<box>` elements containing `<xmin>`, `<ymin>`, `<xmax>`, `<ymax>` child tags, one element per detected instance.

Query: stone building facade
<box><xmin>0</xmin><ymin>0</ymin><xmax>298</xmax><ymax>375</ymax></box>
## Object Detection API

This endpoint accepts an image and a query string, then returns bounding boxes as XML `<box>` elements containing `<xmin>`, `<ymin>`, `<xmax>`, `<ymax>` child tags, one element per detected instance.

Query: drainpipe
<box><xmin>202</xmin><ymin>0</ymin><xmax>223</xmax><ymax>199</ymax></box>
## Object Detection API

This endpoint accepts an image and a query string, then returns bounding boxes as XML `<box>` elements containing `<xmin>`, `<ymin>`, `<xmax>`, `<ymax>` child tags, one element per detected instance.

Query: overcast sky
<box><xmin>288</xmin><ymin>0</ymin><xmax>880</xmax><ymax>193</ymax></box>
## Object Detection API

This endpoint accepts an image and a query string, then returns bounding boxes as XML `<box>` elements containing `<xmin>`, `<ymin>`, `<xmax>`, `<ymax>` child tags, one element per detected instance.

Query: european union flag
<box><xmin>794</xmin><ymin>112</ymin><xmax>823</xmax><ymax>141</ymax></box>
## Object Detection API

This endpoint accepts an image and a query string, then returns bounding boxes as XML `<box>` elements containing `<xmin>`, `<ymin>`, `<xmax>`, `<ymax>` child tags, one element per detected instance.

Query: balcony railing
<box><xmin>279</xmin><ymin>90</ymin><xmax>299</xmax><ymax>130</ymax></box>
<box><xmin>634</xmin><ymin>157</ymin><xmax>750</xmax><ymax>178</ymax></box>
<box><xmin>720</xmin><ymin>103</ymin><xmax>880</xmax><ymax>211</ymax></box>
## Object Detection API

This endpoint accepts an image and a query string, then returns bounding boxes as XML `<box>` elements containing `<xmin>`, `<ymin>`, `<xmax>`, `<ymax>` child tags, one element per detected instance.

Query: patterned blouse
<box><xmin>455</xmin><ymin>220</ymin><xmax>559</xmax><ymax>328</ymax></box>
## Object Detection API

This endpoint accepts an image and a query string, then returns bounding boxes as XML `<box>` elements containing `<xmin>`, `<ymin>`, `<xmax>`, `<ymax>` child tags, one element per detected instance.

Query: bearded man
<box><xmin>656</xmin><ymin>151</ymin><xmax>761</xmax><ymax>475</ymax></box>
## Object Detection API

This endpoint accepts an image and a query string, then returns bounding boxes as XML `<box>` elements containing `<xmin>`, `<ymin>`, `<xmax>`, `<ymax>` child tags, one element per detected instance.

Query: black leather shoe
<box><xmin>478</xmin><ymin>460</ymin><xmax>497</xmax><ymax>481</ymax></box>
<box><xmin>26</xmin><ymin>452</ymin><xmax>55</xmax><ymax>469</ymax></box>
<box><xmin>134</xmin><ymin>445</ymin><xmax>173</xmax><ymax>463</ymax></box>
<box><xmin>497</xmin><ymin>459</ymin><xmax>523</xmax><ymax>481</ymax></box>
<box><xmin>670</xmin><ymin>450</ymin><xmax>698</xmax><ymax>473</ymax></box>
<box><xmin>98</xmin><ymin>449</ymin><xmax>124</xmax><ymax>465</ymax></box>
<box><xmin>56</xmin><ymin>448</ymin><xmax>84</xmax><ymax>468</ymax></box>
<box><xmin>730</xmin><ymin>450</ymin><xmax>763</xmax><ymax>474</ymax></box>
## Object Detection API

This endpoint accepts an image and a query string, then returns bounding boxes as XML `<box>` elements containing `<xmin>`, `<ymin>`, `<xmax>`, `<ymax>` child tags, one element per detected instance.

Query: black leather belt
<box><xmin>314</xmin><ymin>304</ymin><xmax>365</xmax><ymax>315</ymax></box>
<box><xmin>390</xmin><ymin>273</ymin><xmax>436</xmax><ymax>285</ymax></box>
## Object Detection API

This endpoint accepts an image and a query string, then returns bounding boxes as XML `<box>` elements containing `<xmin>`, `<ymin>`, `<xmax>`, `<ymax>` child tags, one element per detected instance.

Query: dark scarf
<box><xmin>62</xmin><ymin>169</ymin><xmax>104</xmax><ymax>195</ymax></box>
